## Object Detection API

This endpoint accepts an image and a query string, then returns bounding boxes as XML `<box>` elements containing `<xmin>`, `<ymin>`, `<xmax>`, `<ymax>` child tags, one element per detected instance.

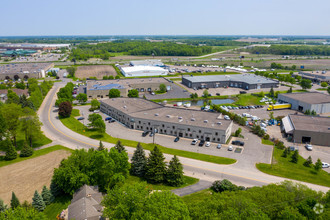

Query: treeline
<box><xmin>184</xmin><ymin>39</ymin><xmax>248</xmax><ymax>46</ymax></box>
<box><xmin>69</xmin><ymin>41</ymin><xmax>212</xmax><ymax>60</ymax></box>
<box><xmin>246</xmin><ymin>45</ymin><xmax>330</xmax><ymax>56</ymax></box>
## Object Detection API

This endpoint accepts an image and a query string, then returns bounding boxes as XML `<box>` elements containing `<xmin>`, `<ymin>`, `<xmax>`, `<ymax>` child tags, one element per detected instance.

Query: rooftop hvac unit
<box><xmin>191</xmin><ymin>118</ymin><xmax>195</xmax><ymax>121</ymax></box>
<box><xmin>155</xmin><ymin>113</ymin><xmax>159</xmax><ymax>116</ymax></box>
<box><xmin>217</xmin><ymin>122</ymin><xmax>222</xmax><ymax>125</ymax></box>
<box><xmin>178</xmin><ymin>116</ymin><xmax>183</xmax><ymax>120</ymax></box>
<box><xmin>204</xmin><ymin>120</ymin><xmax>208</xmax><ymax>123</ymax></box>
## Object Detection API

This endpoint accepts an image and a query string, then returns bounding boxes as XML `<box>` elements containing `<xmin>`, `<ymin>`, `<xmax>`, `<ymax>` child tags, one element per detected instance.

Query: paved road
<box><xmin>38</xmin><ymin>82</ymin><xmax>330</xmax><ymax>193</ymax></box>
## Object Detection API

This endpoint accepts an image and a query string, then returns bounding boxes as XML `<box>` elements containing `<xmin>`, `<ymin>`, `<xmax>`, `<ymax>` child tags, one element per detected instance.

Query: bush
<box><xmin>320</xmin><ymin>82</ymin><xmax>328</xmax><ymax>87</ymax></box>
<box><xmin>263</xmin><ymin>134</ymin><xmax>270</xmax><ymax>140</ymax></box>
<box><xmin>58</xmin><ymin>101</ymin><xmax>72</xmax><ymax>118</ymax></box>
<box><xmin>211</xmin><ymin>179</ymin><xmax>245</xmax><ymax>193</ymax></box>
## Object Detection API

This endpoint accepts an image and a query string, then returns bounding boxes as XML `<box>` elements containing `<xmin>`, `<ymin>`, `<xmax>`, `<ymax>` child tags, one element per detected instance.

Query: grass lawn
<box><xmin>155</xmin><ymin>90</ymin><xmax>166</xmax><ymax>95</ymax></box>
<box><xmin>126</xmin><ymin>175</ymin><xmax>199</xmax><ymax>191</ymax></box>
<box><xmin>13</xmin><ymin>130</ymin><xmax>52</xmax><ymax>151</ymax></box>
<box><xmin>211</xmin><ymin>46</ymin><xmax>239</xmax><ymax>53</ymax></box>
<box><xmin>0</xmin><ymin>145</ymin><xmax>73</xmax><ymax>168</ymax></box>
<box><xmin>73</xmin><ymin>103</ymin><xmax>91</xmax><ymax>106</ymax></box>
<box><xmin>234</xmin><ymin>94</ymin><xmax>263</xmax><ymax>106</ymax></box>
<box><xmin>316</xmin><ymin>88</ymin><xmax>327</xmax><ymax>91</ymax></box>
<box><xmin>256</xmin><ymin>147</ymin><xmax>330</xmax><ymax>187</ymax></box>
<box><xmin>60</xmin><ymin>115</ymin><xmax>236</xmax><ymax>165</ymax></box>
<box><xmin>71</xmin><ymin>109</ymin><xmax>80</xmax><ymax>117</ymax></box>
<box><xmin>262</xmin><ymin>139</ymin><xmax>274</xmax><ymax>146</ymax></box>
<box><xmin>182</xmin><ymin>188</ymin><xmax>213</xmax><ymax>205</ymax></box>
<box><xmin>43</xmin><ymin>195</ymin><xmax>72</xmax><ymax>219</ymax></box>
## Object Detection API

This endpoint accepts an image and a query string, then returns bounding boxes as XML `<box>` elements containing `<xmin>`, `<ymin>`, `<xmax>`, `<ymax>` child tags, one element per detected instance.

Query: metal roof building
<box><xmin>278</xmin><ymin>92</ymin><xmax>330</xmax><ymax>114</ymax></box>
<box><xmin>120</xmin><ymin>66</ymin><xmax>169</xmax><ymax>77</ymax></box>
<box><xmin>182</xmin><ymin>74</ymin><xmax>279</xmax><ymax>90</ymax></box>
<box><xmin>282</xmin><ymin>114</ymin><xmax>330</xmax><ymax>146</ymax></box>
<box><xmin>130</xmin><ymin>59</ymin><xmax>164</xmax><ymax>67</ymax></box>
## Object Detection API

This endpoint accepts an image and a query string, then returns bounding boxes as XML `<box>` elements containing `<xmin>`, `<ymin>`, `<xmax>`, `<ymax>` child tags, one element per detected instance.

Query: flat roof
<box><xmin>183</xmin><ymin>74</ymin><xmax>278</xmax><ymax>84</ymax></box>
<box><xmin>101</xmin><ymin>98</ymin><xmax>231</xmax><ymax>130</ymax></box>
<box><xmin>130</xmin><ymin>60</ymin><xmax>164</xmax><ymax>66</ymax></box>
<box><xmin>279</xmin><ymin>92</ymin><xmax>330</xmax><ymax>104</ymax></box>
<box><xmin>0</xmin><ymin>63</ymin><xmax>53</xmax><ymax>75</ymax></box>
<box><xmin>87</xmin><ymin>78</ymin><xmax>169</xmax><ymax>90</ymax></box>
<box><xmin>299</xmin><ymin>71</ymin><xmax>330</xmax><ymax>77</ymax></box>
<box><xmin>121</xmin><ymin>66</ymin><xmax>168</xmax><ymax>73</ymax></box>
<box><xmin>289</xmin><ymin>114</ymin><xmax>330</xmax><ymax>133</ymax></box>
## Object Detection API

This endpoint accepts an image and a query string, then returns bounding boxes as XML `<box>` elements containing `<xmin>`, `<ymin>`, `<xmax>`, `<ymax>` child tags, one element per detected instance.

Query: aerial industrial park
<box><xmin>0</xmin><ymin>1</ymin><xmax>330</xmax><ymax>219</ymax></box>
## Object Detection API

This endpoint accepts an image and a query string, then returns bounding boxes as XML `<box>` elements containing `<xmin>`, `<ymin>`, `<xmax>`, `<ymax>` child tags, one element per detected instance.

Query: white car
<box><xmin>191</xmin><ymin>139</ymin><xmax>198</xmax><ymax>145</ymax></box>
<box><xmin>217</xmin><ymin>144</ymin><xmax>222</xmax><ymax>149</ymax></box>
<box><xmin>305</xmin><ymin>144</ymin><xmax>313</xmax><ymax>151</ymax></box>
<box><xmin>93</xmin><ymin>110</ymin><xmax>100</xmax><ymax>113</ymax></box>
<box><xmin>322</xmin><ymin>162</ymin><xmax>329</xmax><ymax>168</ymax></box>
<box><xmin>224</xmin><ymin>115</ymin><xmax>230</xmax><ymax>120</ymax></box>
<box><xmin>228</xmin><ymin>145</ymin><xmax>233</xmax><ymax>151</ymax></box>
<box><xmin>205</xmin><ymin>142</ymin><xmax>211</xmax><ymax>147</ymax></box>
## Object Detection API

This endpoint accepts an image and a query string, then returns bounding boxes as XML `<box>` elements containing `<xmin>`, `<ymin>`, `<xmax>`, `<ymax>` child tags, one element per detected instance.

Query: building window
<box><xmin>140</xmin><ymin>88</ymin><xmax>145</xmax><ymax>92</ymax></box>
<box><xmin>162</xmin><ymin>124</ymin><xmax>165</xmax><ymax>128</ymax></box>
<box><xmin>141</xmin><ymin>126</ymin><xmax>143</xmax><ymax>130</ymax></box>
<box><xmin>188</xmin><ymin>128</ymin><xmax>190</xmax><ymax>131</ymax></box>
<box><xmin>217</xmin><ymin>138</ymin><xmax>220</xmax><ymax>141</ymax></box>
<box><xmin>215</xmin><ymin>132</ymin><xmax>218</xmax><ymax>136</ymax></box>
<box><xmin>213</xmin><ymin>138</ymin><xmax>215</xmax><ymax>141</ymax></box>
<box><xmin>139</xmin><ymin>121</ymin><xmax>141</xmax><ymax>124</ymax></box>
<box><xmin>164</xmin><ymin>130</ymin><xmax>167</xmax><ymax>133</ymax></box>
<box><xmin>137</xmin><ymin>126</ymin><xmax>139</xmax><ymax>129</ymax></box>
<box><xmin>199</xmin><ymin>130</ymin><xmax>201</xmax><ymax>133</ymax></box>
<box><xmin>172</xmin><ymin>126</ymin><xmax>175</xmax><ymax>129</ymax></box>
<box><xmin>197</xmin><ymin>135</ymin><xmax>199</xmax><ymax>138</ymax></box>
<box><xmin>148</xmin><ymin>122</ymin><xmax>150</xmax><ymax>125</ymax></box>
<box><xmin>190</xmin><ymin>134</ymin><xmax>192</xmax><ymax>137</ymax></box>
<box><xmin>147</xmin><ymin>88</ymin><xmax>151</xmax><ymax>91</ymax></box>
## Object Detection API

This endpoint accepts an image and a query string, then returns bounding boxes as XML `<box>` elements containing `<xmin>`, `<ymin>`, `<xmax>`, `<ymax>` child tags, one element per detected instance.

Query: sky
<box><xmin>1</xmin><ymin>0</ymin><xmax>329</xmax><ymax>36</ymax></box>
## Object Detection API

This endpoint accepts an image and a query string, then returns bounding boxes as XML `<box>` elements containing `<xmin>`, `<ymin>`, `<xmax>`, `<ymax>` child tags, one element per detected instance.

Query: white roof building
<box><xmin>120</xmin><ymin>66</ymin><xmax>169</xmax><ymax>77</ymax></box>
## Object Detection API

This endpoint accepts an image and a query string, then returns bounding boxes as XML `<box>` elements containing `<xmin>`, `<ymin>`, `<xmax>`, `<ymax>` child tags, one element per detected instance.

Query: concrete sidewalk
<box><xmin>172</xmin><ymin>180</ymin><xmax>213</xmax><ymax>196</ymax></box>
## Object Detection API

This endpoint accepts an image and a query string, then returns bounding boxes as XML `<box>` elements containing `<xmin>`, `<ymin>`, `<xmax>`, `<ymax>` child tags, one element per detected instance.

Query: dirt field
<box><xmin>75</xmin><ymin>65</ymin><xmax>117</xmax><ymax>79</ymax></box>
<box><xmin>0</xmin><ymin>150</ymin><xmax>71</xmax><ymax>204</ymax></box>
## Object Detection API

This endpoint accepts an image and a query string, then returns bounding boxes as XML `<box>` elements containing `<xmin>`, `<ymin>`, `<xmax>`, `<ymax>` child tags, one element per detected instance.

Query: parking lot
<box><xmin>73</xmin><ymin>105</ymin><xmax>273</xmax><ymax>170</ymax></box>
<box><xmin>231</xmin><ymin>108</ymin><xmax>301</xmax><ymax>121</ymax></box>
<box><xmin>11</xmin><ymin>53</ymin><xmax>64</xmax><ymax>62</ymax></box>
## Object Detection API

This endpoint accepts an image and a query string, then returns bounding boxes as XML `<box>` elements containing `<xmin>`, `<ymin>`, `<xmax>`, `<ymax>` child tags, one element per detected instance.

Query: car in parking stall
<box><xmin>199</xmin><ymin>140</ymin><xmax>205</xmax><ymax>147</ymax></box>
<box><xmin>174</xmin><ymin>137</ymin><xmax>180</xmax><ymax>142</ymax></box>
<box><xmin>191</xmin><ymin>139</ymin><xmax>198</xmax><ymax>145</ymax></box>
<box><xmin>205</xmin><ymin>142</ymin><xmax>211</xmax><ymax>147</ymax></box>
<box><xmin>232</xmin><ymin>140</ymin><xmax>244</xmax><ymax>146</ymax></box>
<box><xmin>228</xmin><ymin>145</ymin><xmax>233</xmax><ymax>151</ymax></box>
<box><xmin>216</xmin><ymin>144</ymin><xmax>222</xmax><ymax>149</ymax></box>
<box><xmin>305</xmin><ymin>144</ymin><xmax>313</xmax><ymax>151</ymax></box>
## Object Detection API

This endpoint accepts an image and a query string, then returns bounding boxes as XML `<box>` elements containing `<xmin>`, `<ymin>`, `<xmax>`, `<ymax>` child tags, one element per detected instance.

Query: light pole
<box><xmin>153</xmin><ymin>128</ymin><xmax>157</xmax><ymax>144</ymax></box>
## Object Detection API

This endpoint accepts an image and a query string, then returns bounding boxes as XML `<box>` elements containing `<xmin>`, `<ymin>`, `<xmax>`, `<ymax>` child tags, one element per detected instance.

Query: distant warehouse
<box><xmin>100</xmin><ymin>98</ymin><xmax>233</xmax><ymax>144</ymax></box>
<box><xmin>119</xmin><ymin>66</ymin><xmax>169</xmax><ymax>77</ymax></box>
<box><xmin>282</xmin><ymin>114</ymin><xmax>330</xmax><ymax>146</ymax></box>
<box><xmin>0</xmin><ymin>63</ymin><xmax>54</xmax><ymax>80</ymax></box>
<box><xmin>278</xmin><ymin>92</ymin><xmax>330</xmax><ymax>114</ymax></box>
<box><xmin>182</xmin><ymin>74</ymin><xmax>279</xmax><ymax>90</ymax></box>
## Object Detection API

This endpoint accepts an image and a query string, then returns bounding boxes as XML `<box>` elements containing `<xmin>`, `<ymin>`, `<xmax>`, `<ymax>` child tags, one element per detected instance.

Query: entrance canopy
<box><xmin>282</xmin><ymin>116</ymin><xmax>294</xmax><ymax>134</ymax></box>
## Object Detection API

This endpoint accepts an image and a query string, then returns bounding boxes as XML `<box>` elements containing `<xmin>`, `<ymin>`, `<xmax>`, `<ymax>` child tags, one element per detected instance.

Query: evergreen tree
<box><xmin>291</xmin><ymin>150</ymin><xmax>299</xmax><ymax>163</ymax></box>
<box><xmin>0</xmin><ymin>199</ymin><xmax>8</xmax><ymax>212</ymax></box>
<box><xmin>287</xmin><ymin>87</ymin><xmax>292</xmax><ymax>93</ymax></box>
<box><xmin>5</xmin><ymin>140</ymin><xmax>17</xmax><ymax>161</ymax></box>
<box><xmin>130</xmin><ymin>143</ymin><xmax>147</xmax><ymax>177</ymax></box>
<box><xmin>303</xmin><ymin>156</ymin><xmax>313</xmax><ymax>167</ymax></box>
<box><xmin>114</xmin><ymin>140</ymin><xmax>125</xmax><ymax>153</ymax></box>
<box><xmin>166</xmin><ymin>155</ymin><xmax>184</xmax><ymax>186</ymax></box>
<box><xmin>50</xmin><ymin>179</ymin><xmax>64</xmax><ymax>197</ymax></box>
<box><xmin>20</xmin><ymin>142</ymin><xmax>33</xmax><ymax>157</ymax></box>
<box><xmin>145</xmin><ymin>146</ymin><xmax>167</xmax><ymax>183</ymax></box>
<box><xmin>32</xmin><ymin>190</ymin><xmax>46</xmax><ymax>211</ymax></box>
<box><xmin>10</xmin><ymin>192</ymin><xmax>20</xmax><ymax>209</ymax></box>
<box><xmin>281</xmin><ymin>147</ymin><xmax>289</xmax><ymax>158</ymax></box>
<box><xmin>41</xmin><ymin>186</ymin><xmax>54</xmax><ymax>205</ymax></box>
<box><xmin>314</xmin><ymin>159</ymin><xmax>322</xmax><ymax>172</ymax></box>
<box><xmin>98</xmin><ymin>141</ymin><xmax>105</xmax><ymax>151</ymax></box>
<box><xmin>269</xmin><ymin>87</ymin><xmax>275</xmax><ymax>98</ymax></box>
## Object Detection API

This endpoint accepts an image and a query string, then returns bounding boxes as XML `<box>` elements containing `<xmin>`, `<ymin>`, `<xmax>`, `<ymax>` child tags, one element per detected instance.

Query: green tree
<box><xmin>41</xmin><ymin>186</ymin><xmax>54</xmax><ymax>205</ymax></box>
<box><xmin>90</xmin><ymin>99</ymin><xmax>100</xmax><ymax>110</ymax></box>
<box><xmin>20</xmin><ymin>142</ymin><xmax>33</xmax><ymax>157</ymax></box>
<box><xmin>211</xmin><ymin>179</ymin><xmax>238</xmax><ymax>193</ymax></box>
<box><xmin>76</xmin><ymin>93</ymin><xmax>87</xmax><ymax>104</ymax></box>
<box><xmin>1</xmin><ymin>103</ymin><xmax>22</xmax><ymax>147</ymax></box>
<box><xmin>128</xmin><ymin>89</ymin><xmax>139</xmax><ymax>98</ymax></box>
<box><xmin>203</xmin><ymin>89</ymin><xmax>209</xmax><ymax>97</ymax></box>
<box><xmin>31</xmin><ymin>190</ymin><xmax>46</xmax><ymax>211</ymax></box>
<box><xmin>269</xmin><ymin>87</ymin><xmax>275</xmax><ymax>98</ymax></box>
<box><xmin>0</xmin><ymin>112</ymin><xmax>7</xmax><ymax>140</ymax></box>
<box><xmin>291</xmin><ymin>150</ymin><xmax>299</xmax><ymax>163</ymax></box>
<box><xmin>234</xmin><ymin>128</ymin><xmax>242</xmax><ymax>137</ymax></box>
<box><xmin>130</xmin><ymin>143</ymin><xmax>147</xmax><ymax>177</ymax></box>
<box><xmin>327</xmin><ymin>86</ymin><xmax>330</xmax><ymax>94</ymax></box>
<box><xmin>321</xmin><ymin>82</ymin><xmax>328</xmax><ymax>87</ymax></box>
<box><xmin>0</xmin><ymin>206</ymin><xmax>47</xmax><ymax>219</ymax></box>
<box><xmin>66</xmin><ymin>66</ymin><xmax>77</xmax><ymax>77</ymax></box>
<box><xmin>269</xmin><ymin>111</ymin><xmax>274</xmax><ymax>120</ymax></box>
<box><xmin>58</xmin><ymin>101</ymin><xmax>72</xmax><ymax>118</ymax></box>
<box><xmin>282</xmin><ymin>147</ymin><xmax>289</xmax><ymax>158</ymax></box>
<box><xmin>314</xmin><ymin>158</ymin><xmax>322</xmax><ymax>172</ymax></box>
<box><xmin>159</xmin><ymin>83</ymin><xmax>167</xmax><ymax>93</ymax></box>
<box><xmin>10</xmin><ymin>192</ymin><xmax>20</xmax><ymax>209</ymax></box>
<box><xmin>0</xmin><ymin>199</ymin><xmax>8</xmax><ymax>212</ymax></box>
<box><xmin>166</xmin><ymin>155</ymin><xmax>184</xmax><ymax>186</ymax></box>
<box><xmin>287</xmin><ymin>87</ymin><xmax>293</xmax><ymax>93</ymax></box>
<box><xmin>303</xmin><ymin>156</ymin><xmax>313</xmax><ymax>167</ymax></box>
<box><xmin>20</xmin><ymin>111</ymin><xmax>42</xmax><ymax>147</ymax></box>
<box><xmin>108</xmin><ymin>88</ymin><xmax>121</xmax><ymax>98</ymax></box>
<box><xmin>93</xmin><ymin>118</ymin><xmax>106</xmax><ymax>133</ymax></box>
<box><xmin>300</xmin><ymin>79</ymin><xmax>312</xmax><ymax>90</ymax></box>
<box><xmin>88</xmin><ymin>113</ymin><xmax>102</xmax><ymax>124</ymax></box>
<box><xmin>114</xmin><ymin>140</ymin><xmax>125</xmax><ymax>153</ymax></box>
<box><xmin>145</xmin><ymin>146</ymin><xmax>167</xmax><ymax>183</ymax></box>
<box><xmin>98</xmin><ymin>140</ymin><xmax>105</xmax><ymax>151</ymax></box>
<box><xmin>5</xmin><ymin>90</ymin><xmax>20</xmax><ymax>104</ymax></box>
<box><xmin>5</xmin><ymin>139</ymin><xmax>17</xmax><ymax>161</ymax></box>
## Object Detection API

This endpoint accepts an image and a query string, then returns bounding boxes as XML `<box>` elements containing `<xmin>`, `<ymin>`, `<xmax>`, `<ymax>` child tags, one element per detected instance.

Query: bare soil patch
<box><xmin>76</xmin><ymin>65</ymin><xmax>117</xmax><ymax>79</ymax></box>
<box><xmin>0</xmin><ymin>150</ymin><xmax>71</xmax><ymax>204</ymax></box>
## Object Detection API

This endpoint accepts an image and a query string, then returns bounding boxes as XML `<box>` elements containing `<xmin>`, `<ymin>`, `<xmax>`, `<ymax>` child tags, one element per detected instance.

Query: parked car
<box><xmin>77</xmin><ymin>117</ymin><xmax>84</xmax><ymax>120</ymax></box>
<box><xmin>105</xmin><ymin>117</ymin><xmax>112</xmax><ymax>121</ymax></box>
<box><xmin>174</xmin><ymin>137</ymin><xmax>180</xmax><ymax>142</ymax></box>
<box><xmin>232</xmin><ymin>140</ymin><xmax>244</xmax><ymax>146</ymax></box>
<box><xmin>108</xmin><ymin>119</ymin><xmax>116</xmax><ymax>123</ymax></box>
<box><xmin>224</xmin><ymin>115</ymin><xmax>230</xmax><ymax>120</ymax></box>
<box><xmin>149</xmin><ymin>132</ymin><xmax>154</xmax><ymax>137</ymax></box>
<box><xmin>216</xmin><ymin>93</ymin><xmax>220</xmax><ymax>96</ymax></box>
<box><xmin>322</xmin><ymin>162</ymin><xmax>329</xmax><ymax>168</ymax></box>
<box><xmin>305</xmin><ymin>144</ymin><xmax>313</xmax><ymax>151</ymax></box>
<box><xmin>142</xmin><ymin>131</ymin><xmax>149</xmax><ymax>137</ymax></box>
<box><xmin>191</xmin><ymin>139</ymin><xmax>198</xmax><ymax>145</ymax></box>
<box><xmin>217</xmin><ymin>144</ymin><xmax>222</xmax><ymax>149</ymax></box>
<box><xmin>289</xmin><ymin>146</ymin><xmax>299</xmax><ymax>151</ymax></box>
<box><xmin>228</xmin><ymin>145</ymin><xmax>233</xmax><ymax>151</ymax></box>
<box><xmin>199</xmin><ymin>140</ymin><xmax>205</xmax><ymax>147</ymax></box>
<box><xmin>93</xmin><ymin>110</ymin><xmax>100</xmax><ymax>113</ymax></box>
<box><xmin>205</xmin><ymin>142</ymin><xmax>211</xmax><ymax>147</ymax></box>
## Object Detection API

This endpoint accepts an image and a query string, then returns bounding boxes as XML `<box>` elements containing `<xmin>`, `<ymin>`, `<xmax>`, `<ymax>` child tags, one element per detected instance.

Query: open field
<box><xmin>0</xmin><ymin>146</ymin><xmax>71</xmax><ymax>204</ymax></box>
<box><xmin>75</xmin><ymin>65</ymin><xmax>117</xmax><ymax>79</ymax></box>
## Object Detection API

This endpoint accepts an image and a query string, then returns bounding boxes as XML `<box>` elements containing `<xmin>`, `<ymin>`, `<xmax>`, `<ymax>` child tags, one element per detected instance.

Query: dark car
<box><xmin>77</xmin><ymin>117</ymin><xmax>84</xmax><ymax>120</ymax></box>
<box><xmin>142</xmin><ymin>131</ymin><xmax>149</xmax><ymax>137</ymax></box>
<box><xmin>232</xmin><ymin>140</ymin><xmax>244</xmax><ymax>146</ymax></box>
<box><xmin>216</xmin><ymin>93</ymin><xmax>220</xmax><ymax>96</ymax></box>
<box><xmin>199</xmin><ymin>140</ymin><xmax>205</xmax><ymax>147</ymax></box>
<box><xmin>174</xmin><ymin>137</ymin><xmax>180</xmax><ymax>142</ymax></box>
<box><xmin>105</xmin><ymin>117</ymin><xmax>112</xmax><ymax>121</ymax></box>
<box><xmin>108</xmin><ymin>119</ymin><xmax>116</xmax><ymax>123</ymax></box>
<box><xmin>240</xmin><ymin>91</ymin><xmax>247</xmax><ymax>94</ymax></box>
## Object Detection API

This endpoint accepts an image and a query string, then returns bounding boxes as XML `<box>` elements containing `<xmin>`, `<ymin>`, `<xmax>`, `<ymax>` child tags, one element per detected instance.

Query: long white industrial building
<box><xmin>120</xmin><ymin>66</ymin><xmax>169</xmax><ymax>77</ymax></box>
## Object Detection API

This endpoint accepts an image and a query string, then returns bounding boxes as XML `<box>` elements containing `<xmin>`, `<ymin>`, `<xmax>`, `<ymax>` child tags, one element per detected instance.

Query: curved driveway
<box><xmin>38</xmin><ymin>82</ymin><xmax>329</xmax><ymax>192</ymax></box>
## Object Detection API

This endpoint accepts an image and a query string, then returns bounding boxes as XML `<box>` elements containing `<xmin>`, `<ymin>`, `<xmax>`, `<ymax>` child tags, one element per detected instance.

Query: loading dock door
<box><xmin>302</xmin><ymin>136</ymin><xmax>311</xmax><ymax>144</ymax></box>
